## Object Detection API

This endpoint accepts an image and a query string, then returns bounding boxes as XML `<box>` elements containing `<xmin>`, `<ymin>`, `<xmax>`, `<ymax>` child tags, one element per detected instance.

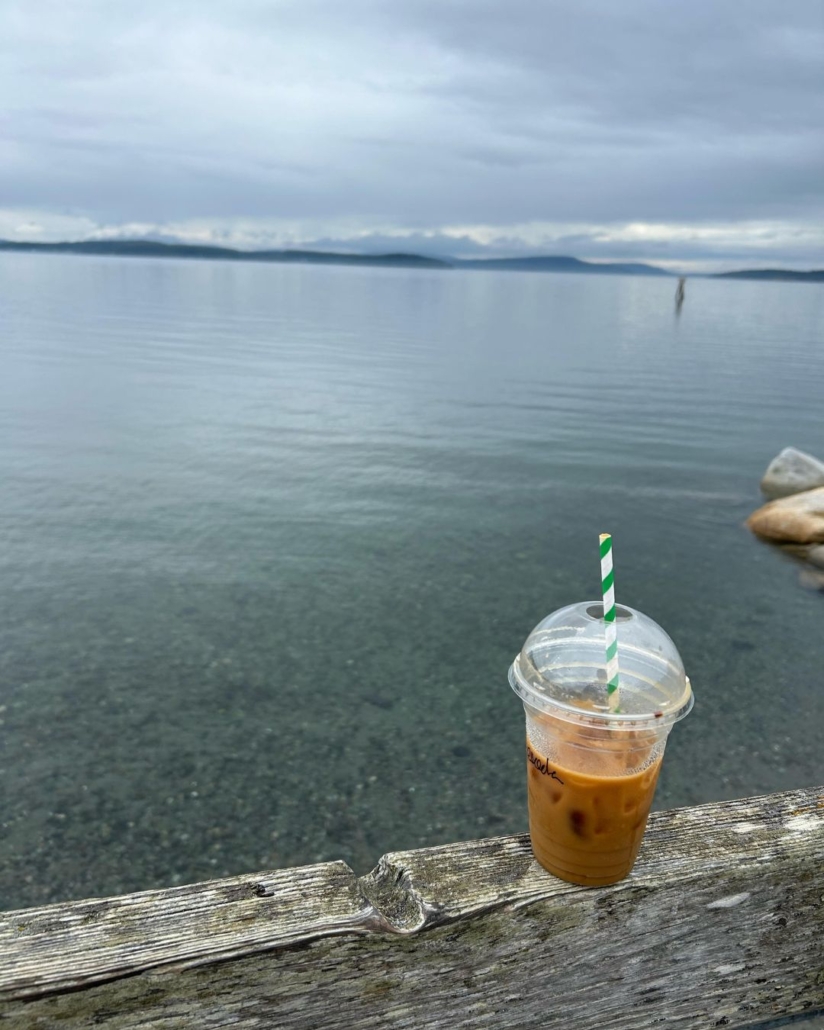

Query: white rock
<box><xmin>760</xmin><ymin>447</ymin><xmax>824</xmax><ymax>499</ymax></box>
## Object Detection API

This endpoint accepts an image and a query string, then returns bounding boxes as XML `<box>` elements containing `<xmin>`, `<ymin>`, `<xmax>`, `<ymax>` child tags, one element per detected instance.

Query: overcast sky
<box><xmin>2</xmin><ymin>0</ymin><xmax>823</xmax><ymax>269</ymax></box>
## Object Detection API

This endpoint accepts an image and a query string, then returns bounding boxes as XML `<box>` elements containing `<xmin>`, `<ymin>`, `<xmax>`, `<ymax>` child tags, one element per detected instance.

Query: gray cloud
<box><xmin>1</xmin><ymin>0</ymin><xmax>822</xmax><ymax>265</ymax></box>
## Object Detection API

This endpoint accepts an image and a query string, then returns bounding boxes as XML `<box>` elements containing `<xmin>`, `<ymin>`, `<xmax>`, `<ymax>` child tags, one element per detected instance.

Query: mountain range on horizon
<box><xmin>1</xmin><ymin>238</ymin><xmax>822</xmax><ymax>282</ymax></box>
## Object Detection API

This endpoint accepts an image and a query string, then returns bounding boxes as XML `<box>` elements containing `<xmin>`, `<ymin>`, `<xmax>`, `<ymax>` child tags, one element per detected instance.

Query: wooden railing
<box><xmin>1</xmin><ymin>786</ymin><xmax>823</xmax><ymax>1029</ymax></box>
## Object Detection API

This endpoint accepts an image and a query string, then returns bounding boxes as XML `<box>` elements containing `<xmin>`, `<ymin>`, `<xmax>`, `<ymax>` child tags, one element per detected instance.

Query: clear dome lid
<box><xmin>509</xmin><ymin>601</ymin><xmax>693</xmax><ymax>727</ymax></box>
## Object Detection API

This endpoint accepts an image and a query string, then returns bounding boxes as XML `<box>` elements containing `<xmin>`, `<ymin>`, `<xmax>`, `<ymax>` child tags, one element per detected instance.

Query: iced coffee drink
<box><xmin>509</xmin><ymin>602</ymin><xmax>693</xmax><ymax>886</ymax></box>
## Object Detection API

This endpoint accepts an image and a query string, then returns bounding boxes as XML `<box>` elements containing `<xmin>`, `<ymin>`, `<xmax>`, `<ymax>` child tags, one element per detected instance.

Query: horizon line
<box><xmin>1</xmin><ymin>237</ymin><xmax>823</xmax><ymax>280</ymax></box>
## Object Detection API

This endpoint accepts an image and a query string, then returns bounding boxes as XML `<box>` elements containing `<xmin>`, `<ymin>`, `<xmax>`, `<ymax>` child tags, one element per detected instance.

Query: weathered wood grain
<box><xmin>1</xmin><ymin>787</ymin><xmax>823</xmax><ymax>1029</ymax></box>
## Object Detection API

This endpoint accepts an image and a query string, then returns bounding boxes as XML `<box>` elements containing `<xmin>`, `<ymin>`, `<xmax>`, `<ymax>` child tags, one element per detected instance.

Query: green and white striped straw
<box><xmin>599</xmin><ymin>533</ymin><xmax>620</xmax><ymax>712</ymax></box>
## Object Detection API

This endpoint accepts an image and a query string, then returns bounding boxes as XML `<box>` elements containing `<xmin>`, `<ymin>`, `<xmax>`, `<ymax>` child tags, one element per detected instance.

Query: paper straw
<box><xmin>599</xmin><ymin>533</ymin><xmax>620</xmax><ymax>711</ymax></box>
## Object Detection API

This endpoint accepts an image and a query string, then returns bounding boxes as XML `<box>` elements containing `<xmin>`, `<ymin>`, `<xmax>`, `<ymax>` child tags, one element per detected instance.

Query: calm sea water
<box><xmin>1</xmin><ymin>253</ymin><xmax>822</xmax><ymax>911</ymax></box>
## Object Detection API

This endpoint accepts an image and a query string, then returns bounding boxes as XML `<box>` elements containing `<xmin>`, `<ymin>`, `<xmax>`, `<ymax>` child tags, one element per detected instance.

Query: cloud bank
<box><xmin>2</xmin><ymin>0</ymin><xmax>823</xmax><ymax>269</ymax></box>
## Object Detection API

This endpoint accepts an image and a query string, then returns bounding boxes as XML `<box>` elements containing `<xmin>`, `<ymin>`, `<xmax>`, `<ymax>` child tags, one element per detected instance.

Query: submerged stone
<box><xmin>807</xmin><ymin>544</ymin><xmax>824</xmax><ymax>569</ymax></box>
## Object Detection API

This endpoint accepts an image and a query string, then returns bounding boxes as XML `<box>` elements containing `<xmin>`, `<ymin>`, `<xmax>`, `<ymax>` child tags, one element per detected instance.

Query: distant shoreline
<box><xmin>1</xmin><ymin>238</ymin><xmax>822</xmax><ymax>282</ymax></box>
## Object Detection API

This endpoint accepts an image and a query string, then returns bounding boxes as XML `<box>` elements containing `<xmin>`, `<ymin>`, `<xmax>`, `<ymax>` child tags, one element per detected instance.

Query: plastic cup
<box><xmin>509</xmin><ymin>602</ymin><xmax>693</xmax><ymax>886</ymax></box>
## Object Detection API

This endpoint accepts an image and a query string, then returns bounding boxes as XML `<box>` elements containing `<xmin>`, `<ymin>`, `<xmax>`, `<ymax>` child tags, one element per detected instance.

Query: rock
<box><xmin>807</xmin><ymin>545</ymin><xmax>824</xmax><ymax>570</ymax></box>
<box><xmin>760</xmin><ymin>447</ymin><xmax>824</xmax><ymax>499</ymax></box>
<box><xmin>746</xmin><ymin>487</ymin><xmax>824</xmax><ymax>544</ymax></box>
<box><xmin>798</xmin><ymin>567</ymin><xmax>824</xmax><ymax>592</ymax></box>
